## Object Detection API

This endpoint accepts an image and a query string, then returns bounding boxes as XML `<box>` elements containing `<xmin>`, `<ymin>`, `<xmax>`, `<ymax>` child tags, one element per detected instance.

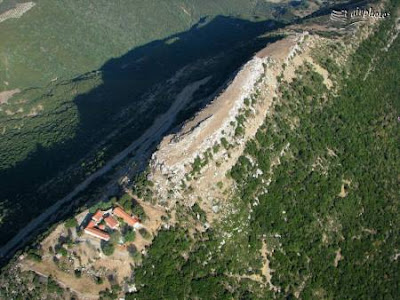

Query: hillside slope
<box><xmin>0</xmin><ymin>0</ymin><xmax>297</xmax><ymax>91</ymax></box>
<box><xmin>0</xmin><ymin>0</ymin><xmax>325</xmax><ymax>247</ymax></box>
<box><xmin>1</xmin><ymin>0</ymin><xmax>399</xmax><ymax>299</ymax></box>
<box><xmin>0</xmin><ymin>15</ymin><xmax>283</xmax><ymax>246</ymax></box>
<box><xmin>133</xmin><ymin>2</ymin><xmax>400</xmax><ymax>299</ymax></box>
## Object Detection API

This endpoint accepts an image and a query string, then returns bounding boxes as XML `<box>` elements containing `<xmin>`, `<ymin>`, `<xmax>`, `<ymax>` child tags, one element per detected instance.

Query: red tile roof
<box><xmin>113</xmin><ymin>207</ymin><xmax>139</xmax><ymax>226</ymax></box>
<box><xmin>86</xmin><ymin>220</ymin><xmax>96</xmax><ymax>229</ymax></box>
<box><xmin>98</xmin><ymin>224</ymin><xmax>106</xmax><ymax>230</ymax></box>
<box><xmin>92</xmin><ymin>210</ymin><xmax>104</xmax><ymax>222</ymax></box>
<box><xmin>104</xmin><ymin>215</ymin><xmax>118</xmax><ymax>229</ymax></box>
<box><xmin>84</xmin><ymin>227</ymin><xmax>110</xmax><ymax>241</ymax></box>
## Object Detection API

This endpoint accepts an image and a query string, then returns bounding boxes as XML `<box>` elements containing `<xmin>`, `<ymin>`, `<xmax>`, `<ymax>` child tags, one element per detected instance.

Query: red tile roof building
<box><xmin>104</xmin><ymin>215</ymin><xmax>119</xmax><ymax>229</ymax></box>
<box><xmin>86</xmin><ymin>220</ymin><xmax>96</xmax><ymax>229</ymax></box>
<box><xmin>113</xmin><ymin>207</ymin><xmax>140</xmax><ymax>227</ymax></box>
<box><xmin>84</xmin><ymin>227</ymin><xmax>110</xmax><ymax>241</ymax></box>
<box><xmin>92</xmin><ymin>210</ymin><xmax>104</xmax><ymax>223</ymax></box>
<box><xmin>84</xmin><ymin>216</ymin><xmax>109</xmax><ymax>241</ymax></box>
<box><xmin>83</xmin><ymin>206</ymin><xmax>141</xmax><ymax>241</ymax></box>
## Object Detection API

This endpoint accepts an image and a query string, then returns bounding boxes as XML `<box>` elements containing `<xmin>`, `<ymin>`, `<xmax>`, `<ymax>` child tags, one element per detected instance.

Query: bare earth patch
<box><xmin>334</xmin><ymin>248</ymin><xmax>343</xmax><ymax>267</ymax></box>
<box><xmin>338</xmin><ymin>178</ymin><xmax>351</xmax><ymax>198</ymax></box>
<box><xmin>0</xmin><ymin>2</ymin><xmax>36</xmax><ymax>23</ymax></box>
<box><xmin>0</xmin><ymin>88</ymin><xmax>20</xmax><ymax>104</ymax></box>
<box><xmin>256</xmin><ymin>36</ymin><xmax>297</xmax><ymax>60</ymax></box>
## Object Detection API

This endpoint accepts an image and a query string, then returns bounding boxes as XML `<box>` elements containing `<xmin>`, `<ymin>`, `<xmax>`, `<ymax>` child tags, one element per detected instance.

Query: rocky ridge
<box><xmin>149</xmin><ymin>32</ymin><xmax>315</xmax><ymax>213</ymax></box>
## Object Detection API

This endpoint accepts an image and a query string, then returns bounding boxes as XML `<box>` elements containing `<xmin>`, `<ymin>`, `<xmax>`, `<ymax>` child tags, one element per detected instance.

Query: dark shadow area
<box><xmin>0</xmin><ymin>15</ymin><xmax>284</xmax><ymax>248</ymax></box>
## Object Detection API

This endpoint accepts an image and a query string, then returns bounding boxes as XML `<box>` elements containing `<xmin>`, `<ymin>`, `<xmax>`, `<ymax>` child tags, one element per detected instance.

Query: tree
<box><xmin>139</xmin><ymin>228</ymin><xmax>151</xmax><ymax>240</ymax></box>
<box><xmin>102</xmin><ymin>242</ymin><xmax>115</xmax><ymax>256</ymax></box>
<box><xmin>124</xmin><ymin>230</ymin><xmax>136</xmax><ymax>243</ymax></box>
<box><xmin>119</xmin><ymin>193</ymin><xmax>133</xmax><ymax>211</ymax></box>
<box><xmin>57</xmin><ymin>247</ymin><xmax>68</xmax><ymax>257</ymax></box>
<box><xmin>27</xmin><ymin>249</ymin><xmax>42</xmax><ymax>262</ymax></box>
<box><xmin>110</xmin><ymin>231</ymin><xmax>122</xmax><ymax>245</ymax></box>
<box><xmin>95</xmin><ymin>276</ymin><xmax>104</xmax><ymax>285</ymax></box>
<box><xmin>127</xmin><ymin>244</ymin><xmax>141</xmax><ymax>261</ymax></box>
<box><xmin>132</xmin><ymin>203</ymin><xmax>146</xmax><ymax>220</ymax></box>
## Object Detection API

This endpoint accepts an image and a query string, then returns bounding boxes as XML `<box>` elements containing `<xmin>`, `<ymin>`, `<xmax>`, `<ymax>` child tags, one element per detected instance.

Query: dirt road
<box><xmin>0</xmin><ymin>76</ymin><xmax>210</xmax><ymax>260</ymax></box>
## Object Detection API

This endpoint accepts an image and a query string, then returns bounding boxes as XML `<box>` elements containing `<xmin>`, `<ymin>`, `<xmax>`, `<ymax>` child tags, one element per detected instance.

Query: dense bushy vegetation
<box><xmin>127</xmin><ymin>4</ymin><xmax>400</xmax><ymax>298</ymax></box>
<box><xmin>248</xmin><ymin>14</ymin><xmax>399</xmax><ymax>300</ymax></box>
<box><xmin>129</xmin><ymin>227</ymin><xmax>267</xmax><ymax>300</ymax></box>
<box><xmin>235</xmin><ymin>9</ymin><xmax>399</xmax><ymax>298</ymax></box>
<box><xmin>101</xmin><ymin>241</ymin><xmax>115</xmax><ymax>256</ymax></box>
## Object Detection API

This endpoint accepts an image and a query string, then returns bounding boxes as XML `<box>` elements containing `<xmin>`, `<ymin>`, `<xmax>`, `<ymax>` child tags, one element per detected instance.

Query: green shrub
<box><xmin>74</xmin><ymin>269</ymin><xmax>82</xmax><ymax>278</ymax></box>
<box><xmin>47</xmin><ymin>276</ymin><xmax>63</xmax><ymax>295</ymax></box>
<box><xmin>139</xmin><ymin>228</ymin><xmax>151</xmax><ymax>240</ymax></box>
<box><xmin>220</xmin><ymin>137</ymin><xmax>229</xmax><ymax>150</ymax></box>
<box><xmin>132</xmin><ymin>203</ymin><xmax>146</xmax><ymax>221</ymax></box>
<box><xmin>119</xmin><ymin>193</ymin><xmax>133</xmax><ymax>211</ymax></box>
<box><xmin>65</xmin><ymin>217</ymin><xmax>78</xmax><ymax>228</ymax></box>
<box><xmin>101</xmin><ymin>242</ymin><xmax>115</xmax><ymax>256</ymax></box>
<box><xmin>95</xmin><ymin>276</ymin><xmax>104</xmax><ymax>285</ymax></box>
<box><xmin>27</xmin><ymin>249</ymin><xmax>42</xmax><ymax>262</ymax></box>
<box><xmin>57</xmin><ymin>247</ymin><xmax>68</xmax><ymax>257</ymax></box>
<box><xmin>124</xmin><ymin>230</ymin><xmax>136</xmax><ymax>243</ymax></box>
<box><xmin>213</xmin><ymin>143</ymin><xmax>220</xmax><ymax>153</ymax></box>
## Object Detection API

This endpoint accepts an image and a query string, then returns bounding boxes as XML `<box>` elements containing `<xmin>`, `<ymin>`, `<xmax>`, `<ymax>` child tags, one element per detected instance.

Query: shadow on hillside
<box><xmin>0</xmin><ymin>15</ymin><xmax>284</xmax><ymax>248</ymax></box>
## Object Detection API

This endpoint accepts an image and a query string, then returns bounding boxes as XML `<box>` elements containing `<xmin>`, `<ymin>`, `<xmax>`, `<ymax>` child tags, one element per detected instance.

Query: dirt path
<box><xmin>0</xmin><ymin>77</ymin><xmax>210</xmax><ymax>260</ymax></box>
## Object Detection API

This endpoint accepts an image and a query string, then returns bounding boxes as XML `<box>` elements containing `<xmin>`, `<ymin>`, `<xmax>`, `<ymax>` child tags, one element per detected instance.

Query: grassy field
<box><xmin>0</xmin><ymin>0</ymin><xmax>298</xmax><ymax>91</ymax></box>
